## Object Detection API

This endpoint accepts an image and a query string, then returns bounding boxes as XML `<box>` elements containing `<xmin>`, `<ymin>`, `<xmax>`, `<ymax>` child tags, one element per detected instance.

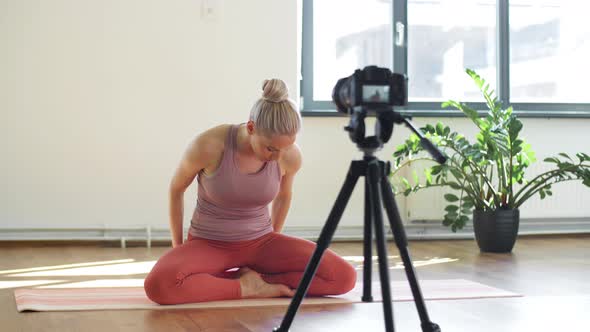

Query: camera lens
<box><xmin>332</xmin><ymin>77</ymin><xmax>351</xmax><ymax>113</ymax></box>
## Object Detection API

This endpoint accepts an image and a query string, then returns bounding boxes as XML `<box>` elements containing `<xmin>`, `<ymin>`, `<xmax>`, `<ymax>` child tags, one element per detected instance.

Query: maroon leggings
<box><xmin>144</xmin><ymin>231</ymin><xmax>357</xmax><ymax>304</ymax></box>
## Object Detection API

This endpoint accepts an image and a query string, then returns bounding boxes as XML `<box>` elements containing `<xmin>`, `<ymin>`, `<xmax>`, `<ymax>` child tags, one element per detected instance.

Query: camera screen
<box><xmin>362</xmin><ymin>85</ymin><xmax>390</xmax><ymax>103</ymax></box>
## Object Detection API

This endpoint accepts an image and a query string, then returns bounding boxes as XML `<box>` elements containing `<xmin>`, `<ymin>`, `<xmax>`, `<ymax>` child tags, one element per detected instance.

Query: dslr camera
<box><xmin>332</xmin><ymin>66</ymin><xmax>408</xmax><ymax>147</ymax></box>
<box><xmin>332</xmin><ymin>65</ymin><xmax>408</xmax><ymax>114</ymax></box>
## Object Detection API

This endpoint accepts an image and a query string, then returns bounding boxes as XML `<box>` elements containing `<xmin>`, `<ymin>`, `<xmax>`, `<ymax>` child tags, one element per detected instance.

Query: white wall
<box><xmin>1</xmin><ymin>0</ymin><xmax>589</xmax><ymax>239</ymax></box>
<box><xmin>1</xmin><ymin>0</ymin><xmax>299</xmax><ymax>230</ymax></box>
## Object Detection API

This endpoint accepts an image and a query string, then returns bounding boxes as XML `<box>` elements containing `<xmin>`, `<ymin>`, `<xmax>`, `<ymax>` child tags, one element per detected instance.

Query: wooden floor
<box><xmin>2</xmin><ymin>234</ymin><xmax>589</xmax><ymax>331</ymax></box>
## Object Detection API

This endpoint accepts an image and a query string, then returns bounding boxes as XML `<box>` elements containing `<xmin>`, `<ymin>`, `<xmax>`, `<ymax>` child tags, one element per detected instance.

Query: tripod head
<box><xmin>344</xmin><ymin>107</ymin><xmax>447</xmax><ymax>164</ymax></box>
<box><xmin>332</xmin><ymin>65</ymin><xmax>446</xmax><ymax>163</ymax></box>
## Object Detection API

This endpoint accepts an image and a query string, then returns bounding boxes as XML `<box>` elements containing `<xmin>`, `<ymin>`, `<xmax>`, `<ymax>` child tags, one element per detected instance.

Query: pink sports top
<box><xmin>189</xmin><ymin>124</ymin><xmax>281</xmax><ymax>241</ymax></box>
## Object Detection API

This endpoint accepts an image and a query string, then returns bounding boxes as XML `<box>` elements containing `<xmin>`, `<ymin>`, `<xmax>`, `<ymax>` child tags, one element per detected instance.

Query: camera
<box><xmin>332</xmin><ymin>66</ymin><xmax>408</xmax><ymax>147</ymax></box>
<box><xmin>332</xmin><ymin>65</ymin><xmax>408</xmax><ymax>114</ymax></box>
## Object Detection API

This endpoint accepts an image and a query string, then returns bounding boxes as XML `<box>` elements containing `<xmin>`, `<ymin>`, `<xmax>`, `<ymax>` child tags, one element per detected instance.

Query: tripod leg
<box><xmin>379</xmin><ymin>166</ymin><xmax>441</xmax><ymax>332</ymax></box>
<box><xmin>362</xmin><ymin>177</ymin><xmax>373</xmax><ymax>302</ymax></box>
<box><xmin>273</xmin><ymin>162</ymin><xmax>361</xmax><ymax>332</ymax></box>
<box><xmin>367</xmin><ymin>161</ymin><xmax>395</xmax><ymax>332</ymax></box>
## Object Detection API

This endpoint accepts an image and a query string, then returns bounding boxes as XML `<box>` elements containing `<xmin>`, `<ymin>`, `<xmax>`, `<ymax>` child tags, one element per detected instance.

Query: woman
<box><xmin>144</xmin><ymin>79</ymin><xmax>357</xmax><ymax>304</ymax></box>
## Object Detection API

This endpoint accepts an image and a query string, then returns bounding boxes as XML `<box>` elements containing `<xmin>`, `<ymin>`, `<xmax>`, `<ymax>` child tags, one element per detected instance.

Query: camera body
<box><xmin>332</xmin><ymin>65</ymin><xmax>408</xmax><ymax>114</ymax></box>
<box><xmin>332</xmin><ymin>66</ymin><xmax>408</xmax><ymax>148</ymax></box>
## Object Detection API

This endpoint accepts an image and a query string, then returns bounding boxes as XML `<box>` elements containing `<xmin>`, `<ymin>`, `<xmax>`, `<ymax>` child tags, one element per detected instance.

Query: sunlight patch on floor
<box><xmin>0</xmin><ymin>259</ymin><xmax>135</xmax><ymax>275</ymax></box>
<box><xmin>38</xmin><ymin>278</ymin><xmax>146</xmax><ymax>288</ymax></box>
<box><xmin>342</xmin><ymin>255</ymin><xmax>400</xmax><ymax>263</ymax></box>
<box><xmin>0</xmin><ymin>280</ymin><xmax>67</xmax><ymax>289</ymax></box>
<box><xmin>353</xmin><ymin>257</ymin><xmax>459</xmax><ymax>270</ymax></box>
<box><xmin>7</xmin><ymin>261</ymin><xmax>156</xmax><ymax>277</ymax></box>
<box><xmin>411</xmin><ymin>257</ymin><xmax>459</xmax><ymax>267</ymax></box>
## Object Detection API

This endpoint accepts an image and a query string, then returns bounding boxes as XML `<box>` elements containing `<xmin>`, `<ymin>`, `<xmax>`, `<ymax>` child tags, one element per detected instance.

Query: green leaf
<box><xmin>457</xmin><ymin>137</ymin><xmax>470</xmax><ymax>149</ymax></box>
<box><xmin>447</xmin><ymin>181</ymin><xmax>462</xmax><ymax>190</ymax></box>
<box><xmin>558</xmin><ymin>153</ymin><xmax>573</xmax><ymax>161</ymax></box>
<box><xmin>442</xmin><ymin>216</ymin><xmax>453</xmax><ymax>226</ymax></box>
<box><xmin>458</xmin><ymin>215</ymin><xmax>469</xmax><ymax>228</ymax></box>
<box><xmin>460</xmin><ymin>104</ymin><xmax>480</xmax><ymax>125</ymax></box>
<box><xmin>461</xmin><ymin>206</ymin><xmax>472</xmax><ymax>215</ymax></box>
<box><xmin>412</xmin><ymin>170</ymin><xmax>419</xmax><ymax>186</ymax></box>
<box><xmin>466</xmin><ymin>68</ymin><xmax>500</xmax><ymax>114</ymax></box>
<box><xmin>425</xmin><ymin>168</ymin><xmax>433</xmax><ymax>185</ymax></box>
<box><xmin>431</xmin><ymin>165</ymin><xmax>443</xmax><ymax>175</ymax></box>
<box><xmin>465</xmin><ymin>150</ymin><xmax>477</xmax><ymax>158</ymax></box>
<box><xmin>436</xmin><ymin>123</ymin><xmax>445</xmax><ymax>136</ymax></box>
<box><xmin>511</xmin><ymin>139</ymin><xmax>523</xmax><ymax>154</ymax></box>
<box><xmin>462</xmin><ymin>200</ymin><xmax>474</xmax><ymax>209</ymax></box>
<box><xmin>558</xmin><ymin>162</ymin><xmax>575</xmax><ymax>171</ymax></box>
<box><xmin>444</xmin><ymin>194</ymin><xmax>459</xmax><ymax>202</ymax></box>
<box><xmin>524</xmin><ymin>143</ymin><xmax>537</xmax><ymax>163</ymax></box>
<box><xmin>441</xmin><ymin>100</ymin><xmax>461</xmax><ymax>110</ymax></box>
<box><xmin>576</xmin><ymin>153</ymin><xmax>589</xmax><ymax>163</ymax></box>
<box><xmin>393</xmin><ymin>144</ymin><xmax>408</xmax><ymax>156</ymax></box>
<box><xmin>401</xmin><ymin>178</ymin><xmax>411</xmax><ymax>190</ymax></box>
<box><xmin>424</xmin><ymin>124</ymin><xmax>436</xmax><ymax>134</ymax></box>
<box><xmin>508</xmin><ymin>117</ymin><xmax>523</xmax><ymax>142</ymax></box>
<box><xmin>449</xmin><ymin>168</ymin><xmax>464</xmax><ymax>180</ymax></box>
<box><xmin>445</xmin><ymin>211</ymin><xmax>458</xmax><ymax>219</ymax></box>
<box><xmin>445</xmin><ymin>205</ymin><xmax>459</xmax><ymax>212</ymax></box>
<box><xmin>544</xmin><ymin>157</ymin><xmax>560</xmax><ymax>164</ymax></box>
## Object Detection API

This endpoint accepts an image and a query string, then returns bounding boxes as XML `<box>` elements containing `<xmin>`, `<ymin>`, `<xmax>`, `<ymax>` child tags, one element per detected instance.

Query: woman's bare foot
<box><xmin>239</xmin><ymin>267</ymin><xmax>295</xmax><ymax>299</ymax></box>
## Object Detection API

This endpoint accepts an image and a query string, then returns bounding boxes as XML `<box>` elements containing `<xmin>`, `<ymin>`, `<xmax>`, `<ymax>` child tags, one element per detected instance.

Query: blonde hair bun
<box><xmin>250</xmin><ymin>78</ymin><xmax>301</xmax><ymax>136</ymax></box>
<box><xmin>262</xmin><ymin>79</ymin><xmax>289</xmax><ymax>103</ymax></box>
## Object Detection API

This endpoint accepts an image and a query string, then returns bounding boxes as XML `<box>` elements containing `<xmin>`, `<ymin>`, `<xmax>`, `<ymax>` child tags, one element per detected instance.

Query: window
<box><xmin>509</xmin><ymin>0</ymin><xmax>590</xmax><ymax>104</ymax></box>
<box><xmin>301</xmin><ymin>0</ymin><xmax>590</xmax><ymax>117</ymax></box>
<box><xmin>408</xmin><ymin>0</ymin><xmax>496</xmax><ymax>102</ymax></box>
<box><xmin>312</xmin><ymin>0</ymin><xmax>392</xmax><ymax>102</ymax></box>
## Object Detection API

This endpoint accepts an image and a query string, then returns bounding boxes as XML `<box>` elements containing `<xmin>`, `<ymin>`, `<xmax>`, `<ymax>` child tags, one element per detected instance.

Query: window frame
<box><xmin>300</xmin><ymin>0</ymin><xmax>590</xmax><ymax>118</ymax></box>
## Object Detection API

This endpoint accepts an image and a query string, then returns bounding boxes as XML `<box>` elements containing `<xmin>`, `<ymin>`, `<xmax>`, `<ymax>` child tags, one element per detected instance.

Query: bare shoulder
<box><xmin>185</xmin><ymin>124</ymin><xmax>231</xmax><ymax>162</ymax></box>
<box><xmin>280</xmin><ymin>143</ymin><xmax>302</xmax><ymax>175</ymax></box>
<box><xmin>170</xmin><ymin>124</ymin><xmax>232</xmax><ymax>192</ymax></box>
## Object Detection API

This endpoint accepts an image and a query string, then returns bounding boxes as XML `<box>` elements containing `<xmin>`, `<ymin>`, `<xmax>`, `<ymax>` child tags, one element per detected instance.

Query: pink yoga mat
<box><xmin>14</xmin><ymin>279</ymin><xmax>521</xmax><ymax>312</ymax></box>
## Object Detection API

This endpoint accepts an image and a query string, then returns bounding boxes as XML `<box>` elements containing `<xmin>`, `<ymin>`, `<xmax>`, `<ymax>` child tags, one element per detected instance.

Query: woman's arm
<box><xmin>271</xmin><ymin>145</ymin><xmax>302</xmax><ymax>233</ymax></box>
<box><xmin>168</xmin><ymin>133</ymin><xmax>219</xmax><ymax>247</ymax></box>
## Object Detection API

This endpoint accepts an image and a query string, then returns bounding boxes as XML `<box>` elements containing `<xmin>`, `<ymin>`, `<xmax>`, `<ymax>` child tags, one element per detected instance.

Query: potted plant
<box><xmin>391</xmin><ymin>69</ymin><xmax>590</xmax><ymax>253</ymax></box>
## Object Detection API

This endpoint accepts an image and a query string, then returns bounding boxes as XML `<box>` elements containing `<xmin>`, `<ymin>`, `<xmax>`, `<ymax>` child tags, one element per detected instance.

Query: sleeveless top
<box><xmin>189</xmin><ymin>124</ymin><xmax>282</xmax><ymax>241</ymax></box>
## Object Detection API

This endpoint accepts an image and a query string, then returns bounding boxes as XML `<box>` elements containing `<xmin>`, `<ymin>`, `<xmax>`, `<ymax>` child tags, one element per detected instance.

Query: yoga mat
<box><xmin>14</xmin><ymin>279</ymin><xmax>521</xmax><ymax>312</ymax></box>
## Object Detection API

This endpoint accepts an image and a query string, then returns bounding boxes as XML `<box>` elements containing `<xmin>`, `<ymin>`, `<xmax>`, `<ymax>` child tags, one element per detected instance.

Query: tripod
<box><xmin>273</xmin><ymin>111</ymin><xmax>444</xmax><ymax>332</ymax></box>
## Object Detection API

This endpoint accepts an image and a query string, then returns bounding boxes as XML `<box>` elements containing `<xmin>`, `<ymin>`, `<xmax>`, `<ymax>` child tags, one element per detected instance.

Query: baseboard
<box><xmin>0</xmin><ymin>217</ymin><xmax>589</xmax><ymax>247</ymax></box>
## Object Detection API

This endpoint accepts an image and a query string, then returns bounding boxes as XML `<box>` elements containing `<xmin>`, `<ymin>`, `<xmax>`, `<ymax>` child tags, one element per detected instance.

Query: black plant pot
<box><xmin>473</xmin><ymin>209</ymin><xmax>520</xmax><ymax>253</ymax></box>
